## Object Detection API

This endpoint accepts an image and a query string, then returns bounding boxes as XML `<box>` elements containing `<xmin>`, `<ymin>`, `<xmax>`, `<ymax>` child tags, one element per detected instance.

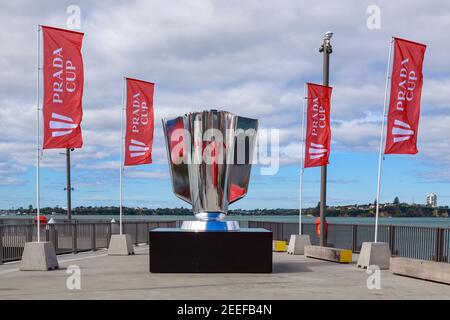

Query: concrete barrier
<box><xmin>20</xmin><ymin>242</ymin><xmax>59</xmax><ymax>271</ymax></box>
<box><xmin>390</xmin><ymin>257</ymin><xmax>450</xmax><ymax>285</ymax></box>
<box><xmin>304</xmin><ymin>245</ymin><xmax>352</xmax><ymax>263</ymax></box>
<box><xmin>357</xmin><ymin>242</ymin><xmax>391</xmax><ymax>270</ymax></box>
<box><xmin>108</xmin><ymin>234</ymin><xmax>134</xmax><ymax>256</ymax></box>
<box><xmin>287</xmin><ymin>234</ymin><xmax>311</xmax><ymax>255</ymax></box>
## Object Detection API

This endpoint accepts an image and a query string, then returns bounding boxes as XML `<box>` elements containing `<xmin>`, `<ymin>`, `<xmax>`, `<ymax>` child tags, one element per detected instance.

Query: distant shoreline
<box><xmin>0</xmin><ymin>213</ymin><xmax>450</xmax><ymax>219</ymax></box>
<box><xmin>1</xmin><ymin>203</ymin><xmax>449</xmax><ymax>219</ymax></box>
<box><xmin>1</xmin><ymin>214</ymin><xmax>450</xmax><ymax>228</ymax></box>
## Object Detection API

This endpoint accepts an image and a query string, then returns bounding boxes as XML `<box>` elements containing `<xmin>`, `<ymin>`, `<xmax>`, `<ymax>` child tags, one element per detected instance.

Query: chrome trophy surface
<box><xmin>162</xmin><ymin>110</ymin><xmax>258</xmax><ymax>231</ymax></box>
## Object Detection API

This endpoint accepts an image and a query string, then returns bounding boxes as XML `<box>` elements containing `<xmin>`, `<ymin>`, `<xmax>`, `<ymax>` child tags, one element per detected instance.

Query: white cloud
<box><xmin>0</xmin><ymin>163</ymin><xmax>27</xmax><ymax>186</ymax></box>
<box><xmin>125</xmin><ymin>170</ymin><xmax>169</xmax><ymax>180</ymax></box>
<box><xmin>1</xmin><ymin>0</ymin><xmax>450</xmax><ymax>193</ymax></box>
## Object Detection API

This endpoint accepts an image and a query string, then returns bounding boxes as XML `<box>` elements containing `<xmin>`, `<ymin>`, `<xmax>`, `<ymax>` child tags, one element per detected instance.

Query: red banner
<box><xmin>42</xmin><ymin>26</ymin><xmax>84</xmax><ymax>149</ymax></box>
<box><xmin>385</xmin><ymin>38</ymin><xmax>426</xmax><ymax>154</ymax></box>
<box><xmin>124</xmin><ymin>78</ymin><xmax>155</xmax><ymax>166</ymax></box>
<box><xmin>304</xmin><ymin>83</ymin><xmax>332</xmax><ymax>168</ymax></box>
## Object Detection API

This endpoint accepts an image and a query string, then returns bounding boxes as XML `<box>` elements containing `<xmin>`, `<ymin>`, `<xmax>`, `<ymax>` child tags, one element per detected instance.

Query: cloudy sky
<box><xmin>1</xmin><ymin>0</ymin><xmax>450</xmax><ymax>210</ymax></box>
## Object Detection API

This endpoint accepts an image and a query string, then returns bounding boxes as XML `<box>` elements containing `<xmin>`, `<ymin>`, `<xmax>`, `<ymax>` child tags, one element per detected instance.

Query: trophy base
<box><xmin>149</xmin><ymin>228</ymin><xmax>272</xmax><ymax>273</ymax></box>
<box><xmin>181</xmin><ymin>220</ymin><xmax>240</xmax><ymax>231</ymax></box>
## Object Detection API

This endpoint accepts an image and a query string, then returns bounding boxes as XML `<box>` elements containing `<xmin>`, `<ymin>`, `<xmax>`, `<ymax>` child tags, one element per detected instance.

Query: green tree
<box><xmin>393</xmin><ymin>196</ymin><xmax>400</xmax><ymax>205</ymax></box>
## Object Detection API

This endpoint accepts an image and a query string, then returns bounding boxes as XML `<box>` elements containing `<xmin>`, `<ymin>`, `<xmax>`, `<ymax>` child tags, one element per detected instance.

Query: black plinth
<box><xmin>149</xmin><ymin>228</ymin><xmax>272</xmax><ymax>273</ymax></box>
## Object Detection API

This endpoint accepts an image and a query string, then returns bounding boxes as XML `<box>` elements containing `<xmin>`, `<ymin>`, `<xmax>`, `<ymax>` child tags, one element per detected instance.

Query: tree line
<box><xmin>2</xmin><ymin>197</ymin><xmax>448</xmax><ymax>217</ymax></box>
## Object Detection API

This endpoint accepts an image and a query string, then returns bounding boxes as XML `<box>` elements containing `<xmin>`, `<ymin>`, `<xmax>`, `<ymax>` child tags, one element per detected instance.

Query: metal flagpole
<box><xmin>119</xmin><ymin>77</ymin><xmax>125</xmax><ymax>235</ymax></box>
<box><xmin>36</xmin><ymin>25</ymin><xmax>41</xmax><ymax>243</ymax></box>
<box><xmin>299</xmin><ymin>83</ymin><xmax>307</xmax><ymax>235</ymax></box>
<box><xmin>66</xmin><ymin>148</ymin><xmax>72</xmax><ymax>222</ymax></box>
<box><xmin>319</xmin><ymin>31</ymin><xmax>333</xmax><ymax>247</ymax></box>
<box><xmin>375</xmin><ymin>37</ymin><xmax>394</xmax><ymax>243</ymax></box>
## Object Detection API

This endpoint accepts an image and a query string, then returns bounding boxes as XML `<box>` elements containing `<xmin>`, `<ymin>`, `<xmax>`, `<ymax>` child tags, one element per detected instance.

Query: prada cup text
<box><xmin>52</xmin><ymin>47</ymin><xmax>77</xmax><ymax>104</ymax></box>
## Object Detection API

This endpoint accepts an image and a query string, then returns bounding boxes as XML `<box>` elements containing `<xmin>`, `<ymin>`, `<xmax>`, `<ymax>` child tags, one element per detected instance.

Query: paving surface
<box><xmin>0</xmin><ymin>245</ymin><xmax>448</xmax><ymax>299</ymax></box>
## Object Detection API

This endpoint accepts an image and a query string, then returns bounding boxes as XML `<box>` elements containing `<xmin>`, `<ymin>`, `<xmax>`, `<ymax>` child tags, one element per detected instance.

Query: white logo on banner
<box><xmin>49</xmin><ymin>112</ymin><xmax>78</xmax><ymax>137</ymax></box>
<box><xmin>309</xmin><ymin>142</ymin><xmax>327</xmax><ymax>160</ymax></box>
<box><xmin>392</xmin><ymin>119</ymin><xmax>414</xmax><ymax>143</ymax></box>
<box><xmin>129</xmin><ymin>139</ymin><xmax>149</xmax><ymax>157</ymax></box>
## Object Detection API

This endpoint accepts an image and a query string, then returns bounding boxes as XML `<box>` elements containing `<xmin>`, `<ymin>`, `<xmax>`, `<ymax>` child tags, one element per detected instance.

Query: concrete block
<box><xmin>108</xmin><ymin>234</ymin><xmax>134</xmax><ymax>256</ymax></box>
<box><xmin>390</xmin><ymin>257</ymin><xmax>450</xmax><ymax>285</ymax></box>
<box><xmin>272</xmin><ymin>240</ymin><xmax>287</xmax><ymax>252</ymax></box>
<box><xmin>20</xmin><ymin>242</ymin><xmax>59</xmax><ymax>271</ymax></box>
<box><xmin>357</xmin><ymin>242</ymin><xmax>391</xmax><ymax>270</ymax></box>
<box><xmin>287</xmin><ymin>234</ymin><xmax>311</xmax><ymax>255</ymax></box>
<box><xmin>305</xmin><ymin>245</ymin><xmax>352</xmax><ymax>263</ymax></box>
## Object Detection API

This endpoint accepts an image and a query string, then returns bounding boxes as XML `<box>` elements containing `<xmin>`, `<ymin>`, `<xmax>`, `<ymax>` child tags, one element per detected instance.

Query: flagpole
<box><xmin>36</xmin><ymin>25</ymin><xmax>41</xmax><ymax>243</ymax></box>
<box><xmin>299</xmin><ymin>83</ymin><xmax>307</xmax><ymax>235</ymax></box>
<box><xmin>375</xmin><ymin>37</ymin><xmax>394</xmax><ymax>243</ymax></box>
<box><xmin>119</xmin><ymin>77</ymin><xmax>125</xmax><ymax>235</ymax></box>
<box><xmin>319</xmin><ymin>31</ymin><xmax>333</xmax><ymax>247</ymax></box>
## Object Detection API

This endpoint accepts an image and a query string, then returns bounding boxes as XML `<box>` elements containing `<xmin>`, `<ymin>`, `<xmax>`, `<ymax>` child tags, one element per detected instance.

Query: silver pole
<box><xmin>299</xmin><ymin>83</ymin><xmax>307</xmax><ymax>235</ymax></box>
<box><xmin>319</xmin><ymin>31</ymin><xmax>332</xmax><ymax>247</ymax></box>
<box><xmin>375</xmin><ymin>38</ymin><xmax>394</xmax><ymax>243</ymax></box>
<box><xmin>66</xmin><ymin>148</ymin><xmax>72</xmax><ymax>222</ymax></box>
<box><xmin>36</xmin><ymin>25</ymin><xmax>41</xmax><ymax>243</ymax></box>
<box><xmin>119</xmin><ymin>77</ymin><xmax>125</xmax><ymax>235</ymax></box>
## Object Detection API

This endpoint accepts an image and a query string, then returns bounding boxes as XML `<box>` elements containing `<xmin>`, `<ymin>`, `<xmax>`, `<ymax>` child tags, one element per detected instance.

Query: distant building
<box><xmin>426</xmin><ymin>193</ymin><xmax>437</xmax><ymax>207</ymax></box>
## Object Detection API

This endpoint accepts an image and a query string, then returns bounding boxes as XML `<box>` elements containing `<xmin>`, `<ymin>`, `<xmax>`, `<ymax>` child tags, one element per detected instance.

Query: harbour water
<box><xmin>1</xmin><ymin>214</ymin><xmax>449</xmax><ymax>227</ymax></box>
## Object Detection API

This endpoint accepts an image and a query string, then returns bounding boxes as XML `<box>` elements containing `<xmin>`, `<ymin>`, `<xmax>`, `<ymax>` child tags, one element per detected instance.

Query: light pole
<box><xmin>318</xmin><ymin>31</ymin><xmax>333</xmax><ymax>247</ymax></box>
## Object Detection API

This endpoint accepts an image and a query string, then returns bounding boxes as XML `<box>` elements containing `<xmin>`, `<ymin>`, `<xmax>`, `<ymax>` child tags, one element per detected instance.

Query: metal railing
<box><xmin>248</xmin><ymin>221</ymin><xmax>450</xmax><ymax>263</ymax></box>
<box><xmin>2</xmin><ymin>220</ymin><xmax>448</xmax><ymax>264</ymax></box>
<box><xmin>0</xmin><ymin>220</ymin><xmax>176</xmax><ymax>264</ymax></box>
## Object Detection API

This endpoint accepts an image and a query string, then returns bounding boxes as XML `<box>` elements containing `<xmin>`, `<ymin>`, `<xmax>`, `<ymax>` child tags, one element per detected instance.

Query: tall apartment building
<box><xmin>426</xmin><ymin>193</ymin><xmax>437</xmax><ymax>207</ymax></box>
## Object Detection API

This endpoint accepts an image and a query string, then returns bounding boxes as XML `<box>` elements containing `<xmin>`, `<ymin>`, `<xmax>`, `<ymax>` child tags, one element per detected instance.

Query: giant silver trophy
<box><xmin>162</xmin><ymin>110</ymin><xmax>258</xmax><ymax>231</ymax></box>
